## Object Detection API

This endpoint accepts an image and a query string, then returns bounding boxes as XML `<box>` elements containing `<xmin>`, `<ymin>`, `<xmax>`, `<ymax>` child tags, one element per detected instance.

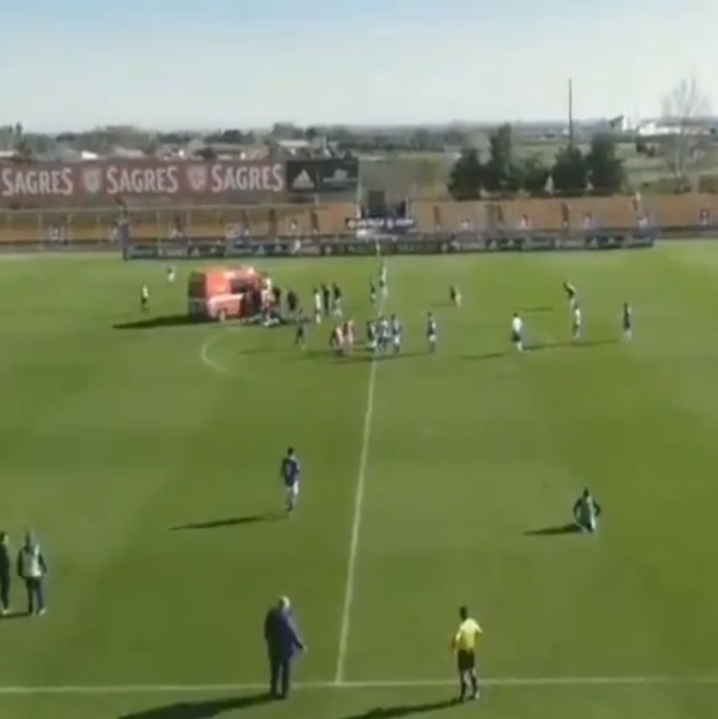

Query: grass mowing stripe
<box><xmin>3</xmin><ymin>676</ymin><xmax>718</xmax><ymax>694</ymax></box>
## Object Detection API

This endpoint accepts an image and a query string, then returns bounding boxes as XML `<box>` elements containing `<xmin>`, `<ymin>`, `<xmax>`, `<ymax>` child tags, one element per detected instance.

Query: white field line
<box><xmin>199</xmin><ymin>328</ymin><xmax>233</xmax><ymax>376</ymax></box>
<box><xmin>335</xmin><ymin>295</ymin><xmax>385</xmax><ymax>683</ymax></box>
<box><xmin>2</xmin><ymin>676</ymin><xmax>718</xmax><ymax>695</ymax></box>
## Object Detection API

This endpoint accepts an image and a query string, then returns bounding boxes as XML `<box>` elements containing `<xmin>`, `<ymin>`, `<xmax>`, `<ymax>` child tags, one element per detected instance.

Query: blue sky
<box><xmin>0</xmin><ymin>0</ymin><xmax>714</xmax><ymax>132</ymax></box>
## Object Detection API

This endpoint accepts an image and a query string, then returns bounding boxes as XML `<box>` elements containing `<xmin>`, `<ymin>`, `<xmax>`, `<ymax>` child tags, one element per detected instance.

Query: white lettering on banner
<box><xmin>105</xmin><ymin>165</ymin><xmax>180</xmax><ymax>195</ymax></box>
<box><xmin>0</xmin><ymin>167</ymin><xmax>74</xmax><ymax>197</ymax></box>
<box><xmin>209</xmin><ymin>164</ymin><xmax>284</xmax><ymax>194</ymax></box>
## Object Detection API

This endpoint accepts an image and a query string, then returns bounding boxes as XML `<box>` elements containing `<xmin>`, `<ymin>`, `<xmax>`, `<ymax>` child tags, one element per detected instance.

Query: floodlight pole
<box><xmin>568</xmin><ymin>78</ymin><xmax>575</xmax><ymax>148</ymax></box>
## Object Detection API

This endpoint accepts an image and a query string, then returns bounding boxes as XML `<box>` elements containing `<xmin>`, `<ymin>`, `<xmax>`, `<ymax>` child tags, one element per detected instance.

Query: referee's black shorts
<box><xmin>456</xmin><ymin>649</ymin><xmax>476</xmax><ymax>673</ymax></box>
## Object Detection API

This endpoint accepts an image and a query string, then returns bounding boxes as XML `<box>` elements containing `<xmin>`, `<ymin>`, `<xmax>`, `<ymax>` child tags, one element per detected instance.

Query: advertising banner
<box><xmin>119</xmin><ymin>231</ymin><xmax>655</xmax><ymax>260</ymax></box>
<box><xmin>286</xmin><ymin>158</ymin><xmax>359</xmax><ymax>194</ymax></box>
<box><xmin>345</xmin><ymin>217</ymin><xmax>416</xmax><ymax>233</ymax></box>
<box><xmin>0</xmin><ymin>159</ymin><xmax>285</xmax><ymax>207</ymax></box>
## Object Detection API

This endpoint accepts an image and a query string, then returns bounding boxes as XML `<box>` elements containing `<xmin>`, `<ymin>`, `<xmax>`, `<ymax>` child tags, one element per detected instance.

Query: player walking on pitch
<box><xmin>622</xmin><ymin>302</ymin><xmax>633</xmax><ymax>340</ymax></box>
<box><xmin>312</xmin><ymin>288</ymin><xmax>322</xmax><ymax>324</ymax></box>
<box><xmin>379</xmin><ymin>262</ymin><xmax>388</xmax><ymax>299</ymax></box>
<box><xmin>280</xmin><ymin>448</ymin><xmax>301</xmax><ymax>516</ymax></box>
<box><xmin>511</xmin><ymin>312</ymin><xmax>524</xmax><ymax>352</ymax></box>
<box><xmin>450</xmin><ymin>285</ymin><xmax>462</xmax><ymax>307</ymax></box>
<box><xmin>573</xmin><ymin>488</ymin><xmax>602</xmax><ymax>533</ymax></box>
<box><xmin>572</xmin><ymin>304</ymin><xmax>582</xmax><ymax>341</ymax></box>
<box><xmin>426</xmin><ymin>312</ymin><xmax>438</xmax><ymax>352</ymax></box>
<box><xmin>564</xmin><ymin>281</ymin><xmax>577</xmax><ymax>310</ymax></box>
<box><xmin>140</xmin><ymin>284</ymin><xmax>149</xmax><ymax>313</ymax></box>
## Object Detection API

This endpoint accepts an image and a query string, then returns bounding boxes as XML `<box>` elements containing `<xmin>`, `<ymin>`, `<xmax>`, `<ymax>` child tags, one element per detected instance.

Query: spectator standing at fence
<box><xmin>0</xmin><ymin>532</ymin><xmax>11</xmax><ymax>616</ymax></box>
<box><xmin>17</xmin><ymin>531</ymin><xmax>48</xmax><ymax>616</ymax></box>
<box><xmin>263</xmin><ymin>596</ymin><xmax>306</xmax><ymax>699</ymax></box>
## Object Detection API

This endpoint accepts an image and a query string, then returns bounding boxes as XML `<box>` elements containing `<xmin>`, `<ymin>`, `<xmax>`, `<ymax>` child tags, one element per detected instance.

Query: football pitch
<box><xmin>1</xmin><ymin>243</ymin><xmax>718</xmax><ymax>719</ymax></box>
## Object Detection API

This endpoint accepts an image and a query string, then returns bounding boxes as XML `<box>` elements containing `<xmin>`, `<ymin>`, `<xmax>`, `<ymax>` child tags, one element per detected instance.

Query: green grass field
<box><xmin>1</xmin><ymin>245</ymin><xmax>718</xmax><ymax>719</ymax></box>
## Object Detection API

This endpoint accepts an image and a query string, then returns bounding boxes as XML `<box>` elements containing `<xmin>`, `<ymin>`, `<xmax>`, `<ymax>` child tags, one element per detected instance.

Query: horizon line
<box><xmin>18</xmin><ymin>114</ymin><xmax>718</xmax><ymax>136</ymax></box>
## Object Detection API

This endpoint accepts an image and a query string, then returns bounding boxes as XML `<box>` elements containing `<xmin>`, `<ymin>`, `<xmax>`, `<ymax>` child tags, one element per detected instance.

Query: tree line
<box><xmin>447</xmin><ymin>124</ymin><xmax>624</xmax><ymax>199</ymax></box>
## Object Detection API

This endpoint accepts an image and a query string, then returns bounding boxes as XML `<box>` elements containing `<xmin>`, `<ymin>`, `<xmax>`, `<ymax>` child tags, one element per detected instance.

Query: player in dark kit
<box><xmin>369</xmin><ymin>279</ymin><xmax>377</xmax><ymax>305</ymax></box>
<box><xmin>321</xmin><ymin>284</ymin><xmax>331</xmax><ymax>317</ymax></box>
<box><xmin>272</xmin><ymin>286</ymin><xmax>282</xmax><ymax>307</ymax></box>
<box><xmin>280</xmin><ymin>448</ymin><xmax>301</xmax><ymax>515</ymax></box>
<box><xmin>622</xmin><ymin>302</ymin><xmax>633</xmax><ymax>340</ymax></box>
<box><xmin>295</xmin><ymin>311</ymin><xmax>307</xmax><ymax>349</ymax></box>
<box><xmin>286</xmin><ymin>289</ymin><xmax>298</xmax><ymax>319</ymax></box>
<box><xmin>331</xmin><ymin>283</ymin><xmax>343</xmax><ymax>316</ymax></box>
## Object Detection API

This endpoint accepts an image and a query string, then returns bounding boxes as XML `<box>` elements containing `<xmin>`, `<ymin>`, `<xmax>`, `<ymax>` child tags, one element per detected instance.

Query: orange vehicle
<box><xmin>187</xmin><ymin>266</ymin><xmax>273</xmax><ymax>321</ymax></box>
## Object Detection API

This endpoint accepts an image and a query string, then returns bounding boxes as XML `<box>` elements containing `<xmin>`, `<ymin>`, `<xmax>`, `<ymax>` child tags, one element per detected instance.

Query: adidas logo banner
<box><xmin>285</xmin><ymin>158</ymin><xmax>359</xmax><ymax>193</ymax></box>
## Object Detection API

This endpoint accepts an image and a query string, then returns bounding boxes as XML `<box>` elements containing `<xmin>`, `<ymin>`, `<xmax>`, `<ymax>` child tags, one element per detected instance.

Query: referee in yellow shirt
<box><xmin>451</xmin><ymin>605</ymin><xmax>482</xmax><ymax>701</ymax></box>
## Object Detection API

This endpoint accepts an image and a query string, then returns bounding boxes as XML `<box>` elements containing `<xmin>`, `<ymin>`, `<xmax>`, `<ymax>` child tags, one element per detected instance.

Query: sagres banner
<box><xmin>0</xmin><ymin>159</ymin><xmax>285</xmax><ymax>207</ymax></box>
<box><xmin>285</xmin><ymin>158</ymin><xmax>359</xmax><ymax>194</ymax></box>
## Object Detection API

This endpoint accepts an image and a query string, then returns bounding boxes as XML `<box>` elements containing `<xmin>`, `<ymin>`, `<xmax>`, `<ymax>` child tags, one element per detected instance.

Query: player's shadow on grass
<box><xmin>238</xmin><ymin>346</ymin><xmax>285</xmax><ymax>355</ymax></box>
<box><xmin>461</xmin><ymin>351</ymin><xmax>505</xmax><ymax>361</ymax></box>
<box><xmin>531</xmin><ymin>338</ymin><xmax>615</xmax><ymax>351</ymax></box>
<box><xmin>524</xmin><ymin>523</ymin><xmax>581</xmax><ymax>536</ymax></box>
<box><xmin>341</xmin><ymin>351</ymin><xmax>425</xmax><ymax>363</ymax></box>
<box><xmin>522</xmin><ymin>305</ymin><xmax>554</xmax><ymax>313</ymax></box>
<box><xmin>113</xmin><ymin>315</ymin><xmax>199</xmax><ymax>330</ymax></box>
<box><xmin>340</xmin><ymin>699</ymin><xmax>457</xmax><ymax>719</ymax></box>
<box><xmin>170</xmin><ymin>512</ymin><xmax>284</xmax><ymax>531</ymax></box>
<box><xmin>117</xmin><ymin>692</ymin><xmax>272</xmax><ymax>719</ymax></box>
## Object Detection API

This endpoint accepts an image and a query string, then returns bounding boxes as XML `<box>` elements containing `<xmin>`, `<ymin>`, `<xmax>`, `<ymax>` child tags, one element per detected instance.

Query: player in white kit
<box><xmin>450</xmin><ymin>285</ymin><xmax>462</xmax><ymax>307</ymax></box>
<box><xmin>378</xmin><ymin>316</ymin><xmax>390</xmax><ymax>352</ymax></box>
<box><xmin>390</xmin><ymin>314</ymin><xmax>402</xmax><ymax>354</ymax></box>
<box><xmin>366</xmin><ymin>320</ymin><xmax>377</xmax><ymax>353</ymax></box>
<box><xmin>572</xmin><ymin>305</ymin><xmax>582</xmax><ymax>341</ymax></box>
<box><xmin>379</xmin><ymin>263</ymin><xmax>388</xmax><ymax>299</ymax></box>
<box><xmin>564</xmin><ymin>281</ymin><xmax>578</xmax><ymax>310</ymax></box>
<box><xmin>140</xmin><ymin>284</ymin><xmax>150</xmax><ymax>313</ymax></box>
<box><xmin>426</xmin><ymin>312</ymin><xmax>437</xmax><ymax>352</ymax></box>
<box><xmin>166</xmin><ymin>266</ymin><xmax>175</xmax><ymax>283</ymax></box>
<box><xmin>313</xmin><ymin>288</ymin><xmax>322</xmax><ymax>324</ymax></box>
<box><xmin>511</xmin><ymin>313</ymin><xmax>524</xmax><ymax>352</ymax></box>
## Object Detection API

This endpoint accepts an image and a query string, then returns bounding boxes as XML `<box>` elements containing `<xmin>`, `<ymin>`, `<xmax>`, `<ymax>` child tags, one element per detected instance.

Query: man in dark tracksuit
<box><xmin>0</xmin><ymin>532</ymin><xmax>10</xmax><ymax>615</ymax></box>
<box><xmin>263</xmin><ymin>596</ymin><xmax>306</xmax><ymax>699</ymax></box>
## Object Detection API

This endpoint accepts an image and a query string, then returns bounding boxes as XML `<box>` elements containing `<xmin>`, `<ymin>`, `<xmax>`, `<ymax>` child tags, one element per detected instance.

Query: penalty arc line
<box><xmin>199</xmin><ymin>328</ymin><xmax>234</xmax><ymax>376</ymax></box>
<box><xmin>3</xmin><ymin>676</ymin><xmax>718</xmax><ymax>695</ymax></box>
<box><xmin>335</xmin><ymin>297</ymin><xmax>385</xmax><ymax>684</ymax></box>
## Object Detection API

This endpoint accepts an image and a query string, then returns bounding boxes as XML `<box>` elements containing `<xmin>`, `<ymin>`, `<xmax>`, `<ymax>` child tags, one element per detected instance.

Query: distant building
<box><xmin>110</xmin><ymin>146</ymin><xmax>146</xmax><ymax>159</ymax></box>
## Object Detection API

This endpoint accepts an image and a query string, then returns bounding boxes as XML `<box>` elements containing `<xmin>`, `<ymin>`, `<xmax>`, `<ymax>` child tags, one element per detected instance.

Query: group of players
<box><xmin>152</xmin><ymin>262</ymin><xmax>634</xmax><ymax>355</ymax></box>
<box><xmin>295</xmin><ymin>268</ymin><xmax>638</xmax><ymax>358</ymax></box>
<box><xmin>294</xmin><ymin>263</ymin><xmax>442</xmax><ymax>356</ymax></box>
<box><xmin>509</xmin><ymin>281</ymin><xmax>634</xmax><ymax>353</ymax></box>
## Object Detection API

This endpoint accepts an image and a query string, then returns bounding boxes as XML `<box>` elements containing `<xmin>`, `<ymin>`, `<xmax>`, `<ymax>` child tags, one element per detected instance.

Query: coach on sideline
<box><xmin>263</xmin><ymin>596</ymin><xmax>306</xmax><ymax>699</ymax></box>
